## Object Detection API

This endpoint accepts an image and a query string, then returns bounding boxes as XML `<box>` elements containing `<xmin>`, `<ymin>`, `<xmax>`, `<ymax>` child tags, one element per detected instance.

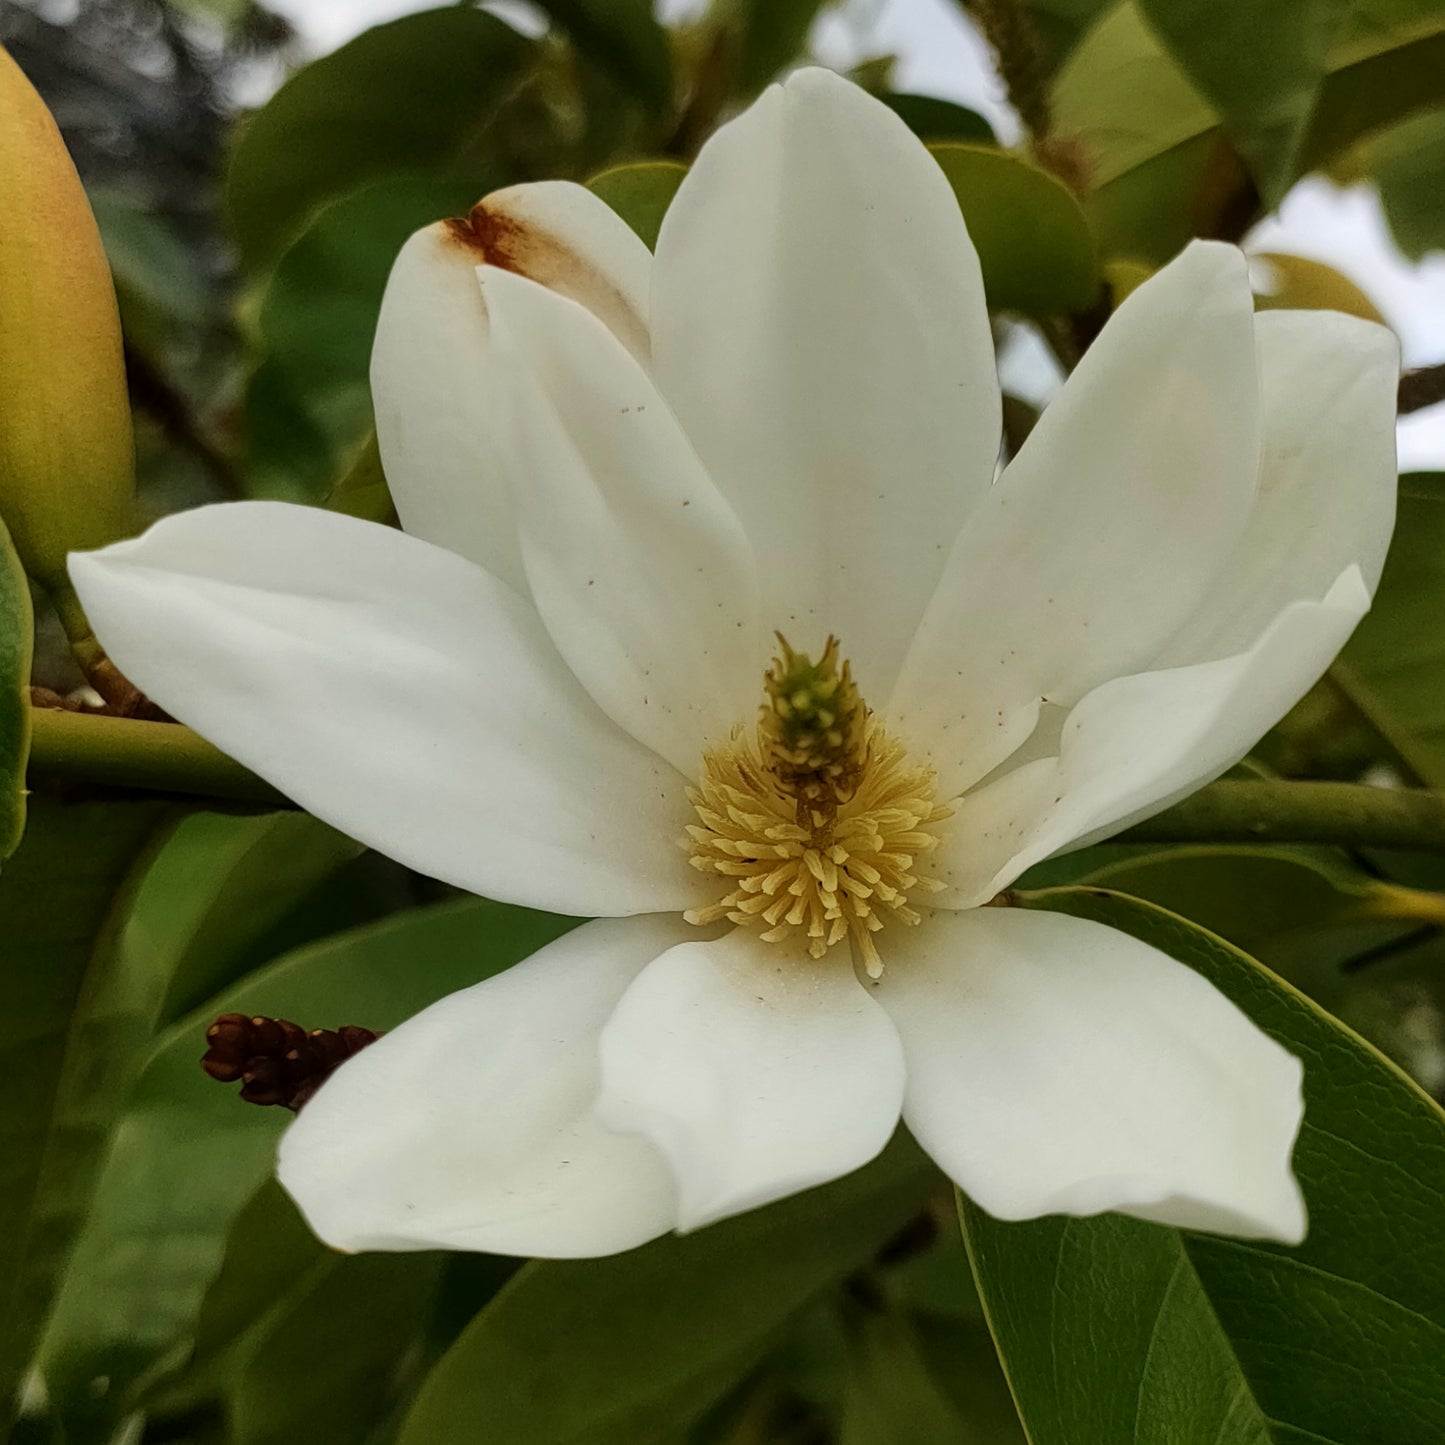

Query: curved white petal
<box><xmin>69</xmin><ymin>503</ymin><xmax>705</xmax><ymax>917</ymax></box>
<box><xmin>278</xmin><ymin>915</ymin><xmax>687</xmax><ymax>1257</ymax></box>
<box><xmin>933</xmin><ymin>570</ymin><xmax>1371</xmax><ymax>904</ymax></box>
<box><xmin>878</xmin><ymin>906</ymin><xmax>1306</xmax><ymax>1242</ymax></box>
<box><xmin>888</xmin><ymin>242</ymin><xmax>1261</xmax><ymax>799</ymax></box>
<box><xmin>651</xmin><ymin>67</ymin><xmax>1000</xmax><ymax>698</ymax></box>
<box><xmin>1155</xmin><ymin>307</ymin><xmax>1399</xmax><ymax>666</ymax></box>
<box><xmin>596</xmin><ymin>928</ymin><xmax>905</xmax><ymax>1231</ymax></box>
<box><xmin>372</xmin><ymin>181</ymin><xmax>652</xmax><ymax>591</ymax></box>
<box><xmin>482</xmin><ymin>266</ymin><xmax>761</xmax><ymax>772</ymax></box>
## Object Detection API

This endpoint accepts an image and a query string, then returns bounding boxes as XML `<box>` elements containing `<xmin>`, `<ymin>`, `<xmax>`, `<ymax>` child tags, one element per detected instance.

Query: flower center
<box><xmin>684</xmin><ymin>635</ymin><xmax>950</xmax><ymax>978</ymax></box>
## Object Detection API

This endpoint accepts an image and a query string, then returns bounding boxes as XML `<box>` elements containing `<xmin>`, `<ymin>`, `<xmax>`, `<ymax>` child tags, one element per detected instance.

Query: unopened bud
<box><xmin>0</xmin><ymin>45</ymin><xmax>134</xmax><ymax>602</ymax></box>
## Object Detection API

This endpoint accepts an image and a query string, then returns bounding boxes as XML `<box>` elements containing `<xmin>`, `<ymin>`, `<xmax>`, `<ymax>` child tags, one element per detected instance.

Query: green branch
<box><xmin>1119</xmin><ymin>778</ymin><xmax>1445</xmax><ymax>853</ymax></box>
<box><xmin>26</xmin><ymin>708</ymin><xmax>287</xmax><ymax>806</ymax></box>
<box><xmin>23</xmin><ymin>709</ymin><xmax>1445</xmax><ymax>857</ymax></box>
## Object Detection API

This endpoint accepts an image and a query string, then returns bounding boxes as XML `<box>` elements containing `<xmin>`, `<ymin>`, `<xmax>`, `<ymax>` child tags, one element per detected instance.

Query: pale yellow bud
<box><xmin>0</xmin><ymin>44</ymin><xmax>134</xmax><ymax>602</ymax></box>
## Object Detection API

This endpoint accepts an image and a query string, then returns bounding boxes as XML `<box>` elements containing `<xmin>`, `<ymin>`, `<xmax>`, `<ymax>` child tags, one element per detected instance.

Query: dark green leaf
<box><xmin>0</xmin><ymin>796</ymin><xmax>174</xmax><ymax>1430</ymax></box>
<box><xmin>396</xmin><ymin>1137</ymin><xmax>938</xmax><ymax>1445</ymax></box>
<box><xmin>726</xmin><ymin>0</ymin><xmax>831</xmax><ymax>98</ymax></box>
<box><xmin>962</xmin><ymin>886</ymin><xmax>1445</xmax><ymax>1444</ymax></box>
<box><xmin>1051</xmin><ymin>1</ymin><xmax>1222</xmax><ymax>263</ymax></box>
<box><xmin>928</xmin><ymin>144</ymin><xmax>1099</xmax><ymax>312</ymax></box>
<box><xmin>39</xmin><ymin>898</ymin><xmax>574</xmax><ymax>1428</ymax></box>
<box><xmin>229</xmin><ymin>1251</ymin><xmax>446</xmax><ymax>1445</ymax></box>
<box><xmin>587</xmin><ymin>161</ymin><xmax>688</xmax><ymax>250</ymax></box>
<box><xmin>226</xmin><ymin>7</ymin><xmax>531</xmax><ymax>272</ymax></box>
<box><xmin>531</xmin><ymin>0</ymin><xmax>672</xmax><ymax>107</ymax></box>
<box><xmin>1338</xmin><ymin>474</ymin><xmax>1445</xmax><ymax>786</ymax></box>
<box><xmin>882</xmin><ymin>93</ymin><xmax>997</xmax><ymax>145</ymax></box>
<box><xmin>1367</xmin><ymin>108</ymin><xmax>1445</xmax><ymax>262</ymax></box>
<box><xmin>0</xmin><ymin>515</ymin><xmax>31</xmax><ymax>861</ymax></box>
<box><xmin>325</xmin><ymin>433</ymin><xmax>397</xmax><ymax>527</ymax></box>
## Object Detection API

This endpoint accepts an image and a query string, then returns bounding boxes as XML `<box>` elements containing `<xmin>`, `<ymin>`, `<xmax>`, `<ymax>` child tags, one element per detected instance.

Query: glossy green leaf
<box><xmin>929</xmin><ymin>143</ymin><xmax>1099</xmax><ymax>312</ymax></box>
<box><xmin>325</xmin><ymin>432</ymin><xmax>397</xmax><ymax>527</ymax></box>
<box><xmin>531</xmin><ymin>0</ymin><xmax>672</xmax><ymax>107</ymax></box>
<box><xmin>1338</xmin><ymin>474</ymin><xmax>1445</xmax><ymax>786</ymax></box>
<box><xmin>882</xmin><ymin>93</ymin><xmax>997</xmax><ymax>144</ymax></box>
<box><xmin>723</xmin><ymin>0</ymin><xmax>832</xmax><ymax>97</ymax></box>
<box><xmin>244</xmin><ymin>176</ymin><xmax>484</xmax><ymax>501</ymax></box>
<box><xmin>0</xmin><ymin>514</ymin><xmax>31</xmax><ymax>861</ymax></box>
<box><xmin>1078</xmin><ymin>845</ymin><xmax>1430</xmax><ymax>1001</ymax></box>
<box><xmin>962</xmin><ymin>886</ymin><xmax>1445</xmax><ymax>1444</ymax></box>
<box><xmin>587</xmin><ymin>160</ymin><xmax>688</xmax><ymax>250</ymax></box>
<box><xmin>1368</xmin><ymin>107</ymin><xmax>1445</xmax><ymax>262</ymax></box>
<box><xmin>1252</xmin><ymin>251</ymin><xmax>1387</xmax><ymax>324</ymax></box>
<box><xmin>229</xmin><ymin>1251</ymin><xmax>446</xmax><ymax>1445</ymax></box>
<box><xmin>137</xmin><ymin>811</ymin><xmax>365</xmax><ymax>1024</ymax></box>
<box><xmin>39</xmin><ymin>898</ymin><xmax>574</xmax><ymax>1430</ymax></box>
<box><xmin>226</xmin><ymin>7</ymin><xmax>531</xmax><ymax>272</ymax></box>
<box><xmin>0</xmin><ymin>796</ymin><xmax>174</xmax><ymax>1431</ymax></box>
<box><xmin>1056</xmin><ymin>2</ymin><xmax>1233</xmax><ymax>263</ymax></box>
<box><xmin>396</xmin><ymin>1137</ymin><xmax>937</xmax><ymax>1445</ymax></box>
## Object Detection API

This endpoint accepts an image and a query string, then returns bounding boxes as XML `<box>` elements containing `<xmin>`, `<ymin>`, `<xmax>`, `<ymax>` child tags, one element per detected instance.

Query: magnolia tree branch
<box><xmin>1398</xmin><ymin>362</ymin><xmax>1445</xmax><ymax>416</ymax></box>
<box><xmin>1118</xmin><ymin>779</ymin><xmax>1445</xmax><ymax>853</ymax></box>
<box><xmin>22</xmin><ymin>707</ymin><xmax>1445</xmax><ymax>858</ymax></box>
<box><xmin>27</xmin><ymin>708</ymin><xmax>286</xmax><ymax>806</ymax></box>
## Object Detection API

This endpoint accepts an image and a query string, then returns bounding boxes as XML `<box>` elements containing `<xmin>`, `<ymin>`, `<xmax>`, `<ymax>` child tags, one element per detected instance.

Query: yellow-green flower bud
<box><xmin>0</xmin><ymin>44</ymin><xmax>134</xmax><ymax>604</ymax></box>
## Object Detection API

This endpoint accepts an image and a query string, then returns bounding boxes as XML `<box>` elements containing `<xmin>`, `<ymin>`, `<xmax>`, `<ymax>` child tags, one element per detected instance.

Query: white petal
<box><xmin>1156</xmin><ymin>307</ymin><xmax>1400</xmax><ymax>666</ymax></box>
<box><xmin>596</xmin><ymin>929</ymin><xmax>905</xmax><ymax>1231</ymax></box>
<box><xmin>372</xmin><ymin>181</ymin><xmax>652</xmax><ymax>592</ymax></box>
<box><xmin>878</xmin><ymin>906</ymin><xmax>1306</xmax><ymax>1242</ymax></box>
<box><xmin>481</xmin><ymin>265</ymin><xmax>761</xmax><ymax>773</ymax></box>
<box><xmin>69</xmin><ymin>503</ymin><xmax>705</xmax><ymax>917</ymax></box>
<box><xmin>278</xmin><ymin>915</ymin><xmax>687</xmax><ymax>1258</ymax></box>
<box><xmin>888</xmin><ymin>242</ymin><xmax>1261</xmax><ymax>799</ymax></box>
<box><xmin>651</xmin><ymin>67</ymin><xmax>1000</xmax><ymax>697</ymax></box>
<box><xmin>933</xmin><ymin>570</ymin><xmax>1371</xmax><ymax>904</ymax></box>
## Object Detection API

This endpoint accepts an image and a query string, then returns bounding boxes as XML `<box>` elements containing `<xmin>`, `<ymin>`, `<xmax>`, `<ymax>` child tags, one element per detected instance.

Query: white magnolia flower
<box><xmin>70</xmin><ymin>69</ymin><xmax>1398</xmax><ymax>1258</ymax></box>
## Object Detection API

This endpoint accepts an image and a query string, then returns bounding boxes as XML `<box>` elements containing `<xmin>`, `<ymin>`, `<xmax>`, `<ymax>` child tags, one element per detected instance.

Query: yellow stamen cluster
<box><xmin>684</xmin><ymin>636</ymin><xmax>950</xmax><ymax>978</ymax></box>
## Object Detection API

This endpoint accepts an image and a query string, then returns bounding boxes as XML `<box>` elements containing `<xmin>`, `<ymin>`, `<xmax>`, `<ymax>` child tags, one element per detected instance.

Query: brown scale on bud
<box><xmin>759</xmin><ymin>634</ymin><xmax>868</xmax><ymax>819</ymax></box>
<box><xmin>201</xmin><ymin>1013</ymin><xmax>381</xmax><ymax>1112</ymax></box>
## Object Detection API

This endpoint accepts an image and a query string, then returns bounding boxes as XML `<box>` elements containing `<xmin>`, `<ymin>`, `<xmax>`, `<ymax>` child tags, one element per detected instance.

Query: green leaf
<box><xmin>928</xmin><ymin>144</ymin><xmax>1099</xmax><ymax>313</ymax></box>
<box><xmin>396</xmin><ymin>1137</ymin><xmax>937</xmax><ymax>1445</ymax></box>
<box><xmin>587</xmin><ymin>161</ymin><xmax>688</xmax><ymax>250</ymax></box>
<box><xmin>0</xmin><ymin>514</ymin><xmax>31</xmax><ymax>861</ymax></box>
<box><xmin>1077</xmin><ymin>845</ymin><xmax>1431</xmax><ymax>1001</ymax></box>
<box><xmin>135</xmin><ymin>811</ymin><xmax>365</xmax><ymax>1025</ymax></box>
<box><xmin>1252</xmin><ymin>251</ymin><xmax>1387</xmax><ymax>324</ymax></box>
<box><xmin>226</xmin><ymin>7</ymin><xmax>532</xmax><ymax>273</ymax></box>
<box><xmin>1050</xmin><ymin>2</ymin><xmax>1222</xmax><ymax>262</ymax></box>
<box><xmin>962</xmin><ymin>886</ymin><xmax>1445</xmax><ymax>1443</ymax></box>
<box><xmin>228</xmin><ymin>1251</ymin><xmax>446</xmax><ymax>1445</ymax></box>
<box><xmin>325</xmin><ymin>433</ymin><xmax>397</xmax><ymax>527</ymax></box>
<box><xmin>723</xmin><ymin>0</ymin><xmax>832</xmax><ymax>97</ymax></box>
<box><xmin>0</xmin><ymin>796</ymin><xmax>174</xmax><ymax>1431</ymax></box>
<box><xmin>882</xmin><ymin>93</ymin><xmax>997</xmax><ymax>145</ymax></box>
<box><xmin>531</xmin><ymin>0</ymin><xmax>672</xmax><ymax>107</ymax></box>
<box><xmin>1367</xmin><ymin>107</ymin><xmax>1445</xmax><ymax>262</ymax></box>
<box><xmin>1337</xmin><ymin>474</ymin><xmax>1445</xmax><ymax>786</ymax></box>
<box><xmin>244</xmin><ymin>177</ymin><xmax>484</xmax><ymax>501</ymax></box>
<box><xmin>39</xmin><ymin>898</ymin><xmax>575</xmax><ymax>1429</ymax></box>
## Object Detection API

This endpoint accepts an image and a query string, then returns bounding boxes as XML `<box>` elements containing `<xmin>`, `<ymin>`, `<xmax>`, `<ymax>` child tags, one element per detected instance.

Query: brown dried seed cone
<box><xmin>201</xmin><ymin>1012</ymin><xmax>381</xmax><ymax>1112</ymax></box>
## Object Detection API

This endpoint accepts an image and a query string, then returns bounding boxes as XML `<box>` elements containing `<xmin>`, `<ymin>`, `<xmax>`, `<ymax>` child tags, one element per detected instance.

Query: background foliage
<box><xmin>3</xmin><ymin>0</ymin><xmax>1445</xmax><ymax>1440</ymax></box>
